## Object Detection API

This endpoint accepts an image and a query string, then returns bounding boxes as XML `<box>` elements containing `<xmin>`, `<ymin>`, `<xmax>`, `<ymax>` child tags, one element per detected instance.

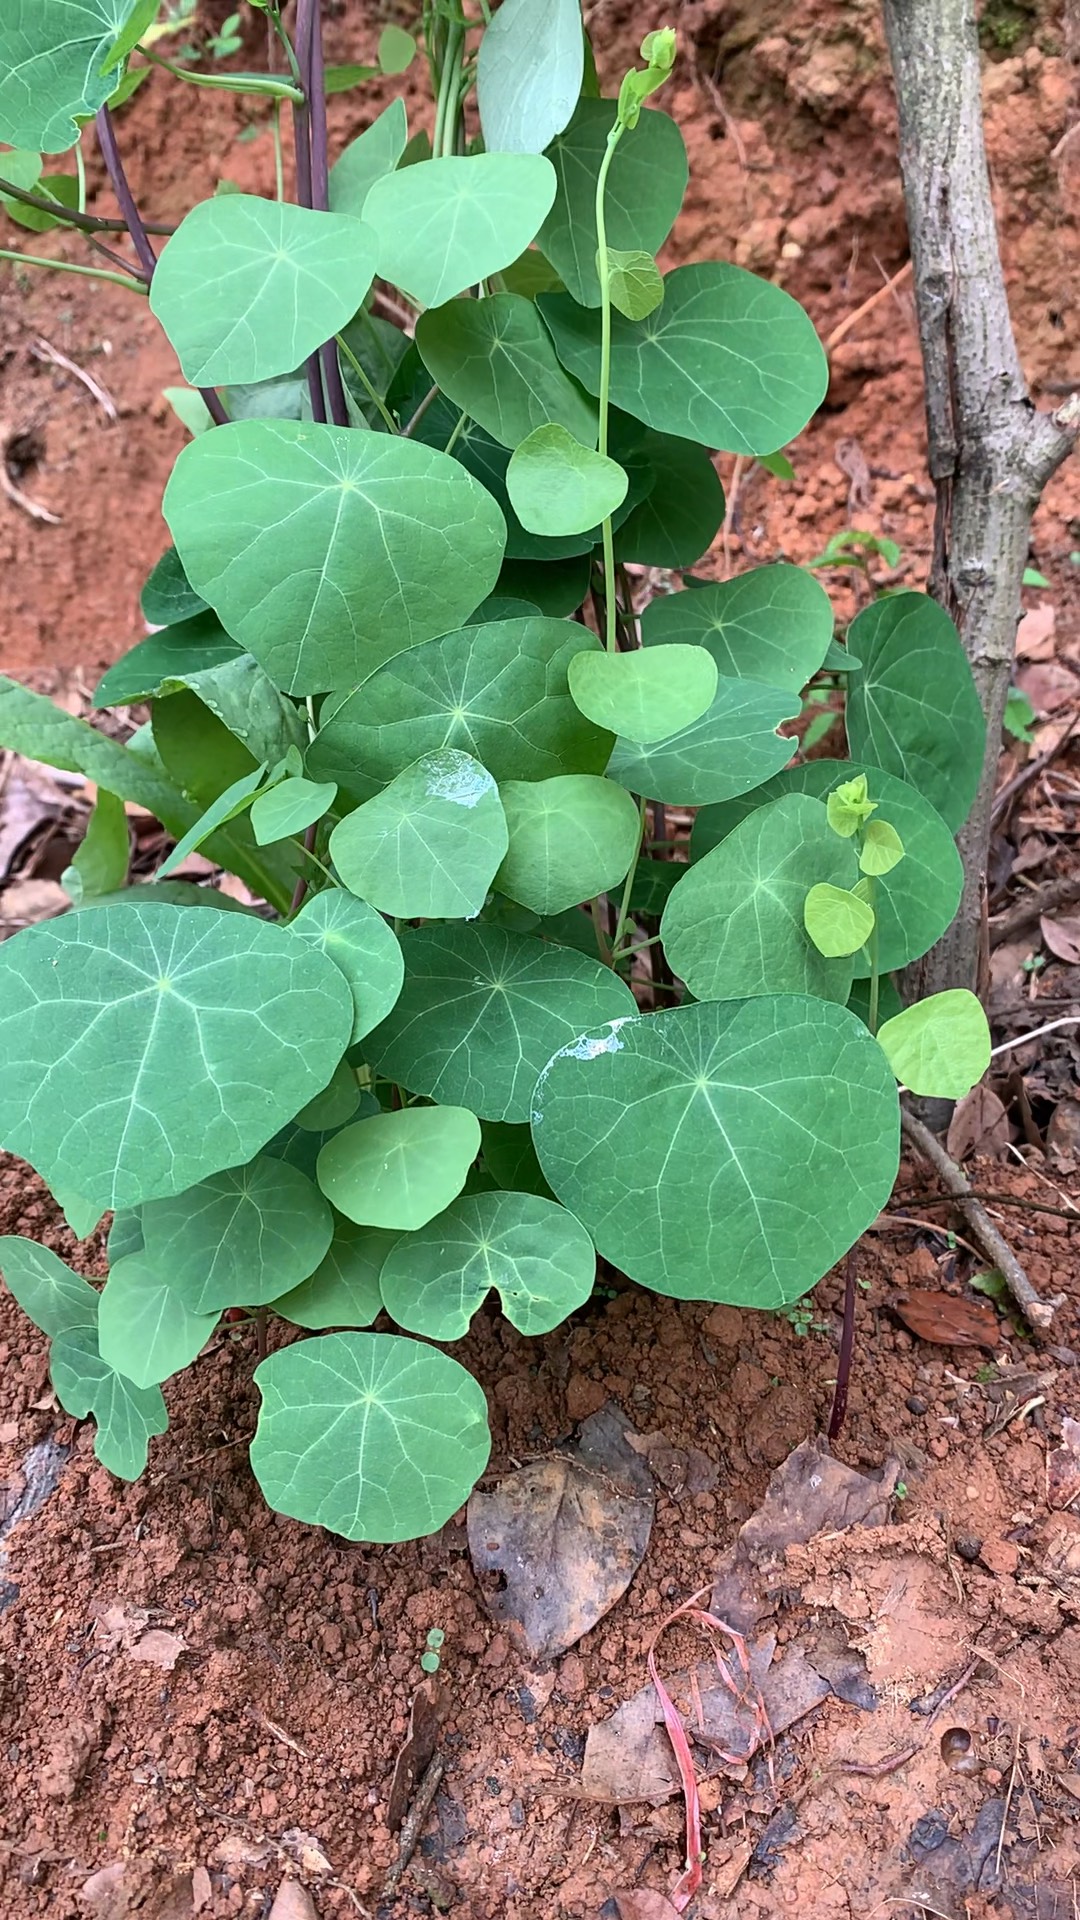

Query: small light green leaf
<box><xmin>640</xmin><ymin>563</ymin><xmax>834</xmax><ymax>691</ymax></box>
<box><xmin>63</xmin><ymin>788</ymin><xmax>128</xmax><ymax>904</ymax></box>
<box><xmin>140</xmin><ymin>548</ymin><xmax>209</xmax><ymax>628</ymax></box>
<box><xmin>606</xmin><ymin>677</ymin><xmax>798</xmax><ymax>807</ymax></box>
<box><xmin>288</xmin><ymin>888</ymin><xmax>403</xmax><ymax>1046</ymax></box>
<box><xmin>0</xmin><ymin>1236</ymin><xmax>98</xmax><ymax>1337</ymax></box>
<box><xmin>0</xmin><ymin>0</ymin><xmax>141</xmax><ymax>152</ymax></box>
<box><xmin>531</xmin><ymin>998</ymin><xmax>899</xmax><ymax>1306</ymax></box>
<box><xmin>163</xmin><ymin>386</ymin><xmax>214</xmax><ymax>438</ymax></box>
<box><xmin>0</xmin><ymin>149</ymin><xmax>43</xmax><ymax>195</ymax></box>
<box><xmin>295</xmin><ymin>1058</ymin><xmax>361</xmax><ymax>1132</ymax></box>
<box><xmin>250</xmin><ymin>776</ymin><xmax>336</xmax><ymax>846</ymax></box>
<box><xmin>157</xmin><ymin>762</ymin><xmax>266</xmax><ymax>879</ymax></box>
<box><xmin>363</xmin><ymin>153</ymin><xmax>557</xmax><ymax>309</ymax></box>
<box><xmin>567</xmin><ymin>645</ymin><xmax>717</xmax><ymax>744</ymax></box>
<box><xmin>380</xmin><ymin>1190</ymin><xmax>595</xmax><ymax>1340</ymax></box>
<box><xmin>662</xmin><ymin>793</ymin><xmax>857</xmax><ymax>1002</ymax></box>
<box><xmin>367</xmin><ymin>922</ymin><xmax>635</xmax><ymax>1122</ymax></box>
<box><xmin>309</xmin><ymin>616</ymin><xmax>612</xmax><ymax>803</ymax></box>
<box><xmin>876</xmin><ymin>989</ymin><xmax>991</xmax><ymax>1099</ymax></box>
<box><xmin>497</xmin><ymin>775</ymin><xmax>641</xmax><ymax>916</ymax></box>
<box><xmin>323</xmin><ymin>62</ymin><xmax>378</xmax><ymax>93</ymax></box>
<box><xmin>540</xmin><ymin>263</ymin><xmax>828</xmax><ymax>455</ymax></box>
<box><xmin>329</xmin><ymin>98</ymin><xmax>407</xmax><ymax>216</ymax></box>
<box><xmin>506</xmin><ymin>424</ymin><xmax>627</xmax><ymax>537</ymax></box>
<box><xmin>603</xmin><ymin>247</ymin><xmax>664</xmax><ymax>321</ymax></box>
<box><xmin>0</xmin><ymin>903</ymin><xmax>353</xmax><ymax>1212</ymax></box>
<box><xmin>416</xmin><ymin>295</ymin><xmax>598</xmax><ymax>451</ymax></box>
<box><xmin>612</xmin><ymin>423</ymin><xmax>725</xmax><ymax>570</ymax></box>
<box><xmin>251</xmin><ymin>1331</ymin><xmax>490</xmax><ymax>1541</ymax></box>
<box><xmin>1003</xmin><ymin>685</ymin><xmax>1036</xmax><ymax>744</ymax></box>
<box><xmin>476</xmin><ymin>0</ymin><xmax>583</xmax><ymax>156</ymax></box>
<box><xmin>270</xmin><ymin>1215</ymin><xmax>391</xmax><ymax>1329</ymax></box>
<box><xmin>98</xmin><ymin>1252</ymin><xmax>218</xmax><ymax>1389</ymax></box>
<box><xmin>860</xmin><ymin>818</ymin><xmax>904</xmax><ymax>875</ymax></box>
<box><xmin>846</xmin><ymin>592</ymin><xmax>986</xmax><ymax>832</ymax></box>
<box><xmin>164</xmin><ymin>421</ymin><xmax>506</xmax><ymax>697</ymax></box>
<box><xmin>317</xmin><ymin>1106</ymin><xmax>482</xmax><ymax>1230</ymax></box>
<box><xmin>150</xmin><ymin>196</ymin><xmax>379</xmax><ymax>388</ymax></box>
<box><xmin>539</xmin><ymin>100</ymin><xmax>687</xmax><ymax>308</ymax></box>
<box><xmin>758</xmin><ymin>449</ymin><xmax>795</xmax><ymax>480</ymax></box>
<box><xmin>100</xmin><ymin>0</ymin><xmax>157</xmax><ymax>71</ymax></box>
<box><xmin>140</xmin><ymin>1155</ymin><xmax>334</xmax><ymax>1314</ymax></box>
<box><xmin>826</xmin><ymin>773</ymin><xmax>876</xmax><ymax>838</ymax></box>
<box><xmin>51</xmin><ymin>1325</ymin><xmax>167</xmax><ymax>1478</ymax></box>
<box><xmin>378</xmin><ymin>23</ymin><xmax>415</xmax><ymax>74</ymax></box>
<box><xmin>804</xmin><ymin>882</ymin><xmax>875</xmax><ymax>958</ymax></box>
<box><xmin>3</xmin><ymin>168</ymin><xmax>78</xmax><ymax>230</ymax></box>
<box><xmin>330</xmin><ymin>750</ymin><xmax>507</xmax><ymax>920</ymax></box>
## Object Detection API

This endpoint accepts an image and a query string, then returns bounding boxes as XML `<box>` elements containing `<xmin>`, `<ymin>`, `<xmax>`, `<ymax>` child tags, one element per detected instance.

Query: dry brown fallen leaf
<box><xmin>267</xmin><ymin>1883</ymin><xmax>318</xmax><ymax>1920</ymax></box>
<box><xmin>1016</xmin><ymin>603</ymin><xmax>1056</xmax><ymax>660</ymax></box>
<box><xmin>386</xmin><ymin>1674</ymin><xmax>445</xmax><ymax>1831</ymax></box>
<box><xmin>613</xmin><ymin>1891</ymin><xmax>682</xmax><ymax>1919</ymax></box>
<box><xmin>1048</xmin><ymin>1417</ymin><xmax>1080</xmax><ymax>1511</ymax></box>
<box><xmin>946</xmin><ymin>1083</ymin><xmax>1010</xmax><ymax>1162</ymax></box>
<box><xmin>1040</xmin><ymin>913</ymin><xmax>1080</xmax><ymax>964</ymax></box>
<box><xmin>893</xmin><ymin>1289</ymin><xmax>1000</xmax><ymax>1349</ymax></box>
<box><xmin>94</xmin><ymin>1601</ymin><xmax>187</xmax><ymax>1670</ymax></box>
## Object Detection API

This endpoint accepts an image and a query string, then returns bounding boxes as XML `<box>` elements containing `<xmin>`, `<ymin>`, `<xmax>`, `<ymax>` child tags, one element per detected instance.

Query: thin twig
<box><xmin>991</xmin><ymin>1015</ymin><xmax>1080</xmax><ymax>1056</ymax></box>
<box><xmin>403</xmin><ymin>383</ymin><xmax>439</xmax><ymax>438</ymax></box>
<box><xmin>0</xmin><ymin>174</ymin><xmax>176</xmax><ymax>234</ymax></box>
<box><xmin>989</xmin><ymin>873</ymin><xmax>1080</xmax><ymax>945</ymax></box>
<box><xmin>30</xmin><ymin>336</ymin><xmax>117</xmax><ymax>420</ymax></box>
<box><xmin>381</xmin><ymin>1753</ymin><xmax>444</xmax><ymax>1900</ymax></box>
<box><xmin>991</xmin><ymin>711</ymin><xmax>1080</xmax><ymax>828</ymax></box>
<box><xmin>900</xmin><ymin>1106</ymin><xmax>1059</xmax><ymax>1330</ymax></box>
<box><xmin>825</xmin><ymin>259</ymin><xmax>914</xmax><ymax>352</ymax></box>
<box><xmin>900</xmin><ymin>1189</ymin><xmax>1080</xmax><ymax>1220</ymax></box>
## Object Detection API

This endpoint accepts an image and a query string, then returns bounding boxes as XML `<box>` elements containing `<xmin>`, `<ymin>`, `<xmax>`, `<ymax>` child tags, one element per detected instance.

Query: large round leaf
<box><xmin>691</xmin><ymin>761</ymin><xmax>962</xmax><ymax>975</ymax></box>
<box><xmin>415</xmin><ymin>295</ymin><xmax>597</xmax><ymax>451</ymax></box>
<box><xmin>568</xmin><ymin>646</ymin><xmax>718</xmax><ymax>744</ymax></box>
<box><xmin>538</xmin><ymin>100</ymin><xmax>687</xmax><ymax>308</ymax></box>
<box><xmin>642</xmin><ymin>564</ymin><xmax>834</xmax><ymax>691</ymax></box>
<box><xmin>329</xmin><ymin>750</ymin><xmax>508</xmax><ymax>920</ymax></box>
<box><xmin>531</xmin><ymin>999</ymin><xmax>899</xmax><ymax>1307</ymax></box>
<box><xmin>150</xmin><ymin>197</ymin><xmax>378</xmax><ymax>388</ymax></box>
<box><xmin>845</xmin><ymin>593</ymin><xmax>985</xmax><ymax>831</ymax></box>
<box><xmin>497</xmin><ymin>775</ymin><xmax>641</xmax><ymax>915</ymax></box>
<box><xmin>317</xmin><ymin>1106</ymin><xmax>481</xmax><ymax>1230</ymax></box>
<box><xmin>288</xmin><ymin>888</ymin><xmax>403</xmax><ymax>1044</ymax></box>
<box><xmin>140</xmin><ymin>1155</ymin><xmax>334</xmax><ymax>1313</ymax></box>
<box><xmin>661</xmin><ymin>793</ymin><xmax>857</xmax><ymax>1003</ymax></box>
<box><xmin>540</xmin><ymin>264</ymin><xmax>828</xmax><ymax>455</ymax></box>
<box><xmin>0</xmin><ymin>0</ymin><xmax>137</xmax><ymax>152</ymax></box>
<box><xmin>309</xmin><ymin>617</ymin><xmax>612</xmax><ymax>803</ymax></box>
<box><xmin>270</xmin><ymin>1214</ymin><xmax>392</xmax><ymax>1329</ymax></box>
<box><xmin>366</xmin><ymin>922</ymin><xmax>635</xmax><ymax>1122</ymax></box>
<box><xmin>251</xmin><ymin>1331</ymin><xmax>491</xmax><ymax>1541</ymax></box>
<box><xmin>606</xmin><ymin>678</ymin><xmax>798</xmax><ymax>806</ymax></box>
<box><xmin>98</xmin><ymin>1253</ymin><xmax>218</xmax><ymax>1389</ymax></box>
<box><xmin>476</xmin><ymin>0</ymin><xmax>582</xmax><ymax>156</ymax></box>
<box><xmin>163</xmin><ymin>421</ymin><xmax>506</xmax><ymax>696</ymax></box>
<box><xmin>362</xmin><ymin>152</ymin><xmax>557</xmax><ymax>309</ymax></box>
<box><xmin>380</xmin><ymin>1190</ymin><xmax>595</xmax><ymax>1339</ymax></box>
<box><xmin>0</xmin><ymin>904</ymin><xmax>352</xmax><ymax>1213</ymax></box>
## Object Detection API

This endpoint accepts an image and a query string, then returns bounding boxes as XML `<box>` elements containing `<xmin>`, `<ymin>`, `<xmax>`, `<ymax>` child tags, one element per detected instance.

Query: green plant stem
<box><xmin>594</xmin><ymin>124</ymin><xmax>625</xmax><ymax>654</ymax></box>
<box><xmin>335</xmin><ymin>333</ymin><xmax>399</xmax><ymax>433</ymax></box>
<box><xmin>609</xmin><ymin>798</ymin><xmax>648</xmax><ymax>962</ymax></box>
<box><xmin>403</xmin><ymin>383</ymin><xmax>439</xmax><ymax>439</ymax></box>
<box><xmin>0</xmin><ymin>247</ymin><xmax>149</xmax><ymax>291</ymax></box>
<box><xmin>271</xmin><ymin>100</ymin><xmax>284</xmax><ymax>201</ymax></box>
<box><xmin>589</xmin><ymin>896</ymin><xmax>612</xmax><ymax>965</ymax></box>
<box><xmin>867</xmin><ymin>876</ymin><xmax>880</xmax><ymax>1034</ymax></box>
<box><xmin>74</xmin><ymin>141</ymin><xmax>87</xmax><ymax>215</ymax></box>
<box><xmin>444</xmin><ymin>408</ymin><xmax>468</xmax><ymax>455</ymax></box>
<box><xmin>432</xmin><ymin>20</ymin><xmax>464</xmax><ymax>160</ymax></box>
<box><xmin>136</xmin><ymin>45</ymin><xmax>304</xmax><ymax>101</ymax></box>
<box><xmin>612</xmin><ymin>931</ymin><xmax>663</xmax><ymax>963</ymax></box>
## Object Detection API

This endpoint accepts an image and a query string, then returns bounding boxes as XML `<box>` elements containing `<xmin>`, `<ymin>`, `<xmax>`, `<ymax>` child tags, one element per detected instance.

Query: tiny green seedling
<box><xmin>420</xmin><ymin>1627</ymin><xmax>445</xmax><ymax>1674</ymax></box>
<box><xmin>0</xmin><ymin>0</ymin><xmax>991</xmax><ymax>1541</ymax></box>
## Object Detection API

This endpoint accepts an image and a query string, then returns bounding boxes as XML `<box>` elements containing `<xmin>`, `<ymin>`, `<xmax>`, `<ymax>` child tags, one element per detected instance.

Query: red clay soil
<box><xmin>1</xmin><ymin>3</ymin><xmax>1080</xmax><ymax>1917</ymax></box>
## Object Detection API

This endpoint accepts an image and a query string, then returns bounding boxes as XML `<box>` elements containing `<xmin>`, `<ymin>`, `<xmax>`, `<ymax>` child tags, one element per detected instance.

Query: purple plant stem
<box><xmin>309</xmin><ymin>6</ymin><xmax>350</xmax><ymax>426</ymax></box>
<box><xmin>826</xmin><ymin>1250</ymin><xmax>857</xmax><ymax>1441</ymax></box>
<box><xmin>291</xmin><ymin>0</ymin><xmax>328</xmax><ymax>423</ymax></box>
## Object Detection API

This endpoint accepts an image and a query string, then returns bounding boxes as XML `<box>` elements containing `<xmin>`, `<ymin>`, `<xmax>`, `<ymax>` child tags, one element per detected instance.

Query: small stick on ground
<box><xmin>381</xmin><ymin>1752</ymin><xmax>444</xmax><ymax>1902</ymax></box>
<box><xmin>30</xmin><ymin>337</ymin><xmax>118</xmax><ymax>421</ymax></box>
<box><xmin>989</xmin><ymin>873</ymin><xmax>1080</xmax><ymax>945</ymax></box>
<box><xmin>991</xmin><ymin>711</ymin><xmax>1080</xmax><ymax>829</ymax></box>
<box><xmin>900</xmin><ymin>1106</ymin><xmax>1060</xmax><ymax>1330</ymax></box>
<box><xmin>825</xmin><ymin>258</ymin><xmax>914</xmax><ymax>352</ymax></box>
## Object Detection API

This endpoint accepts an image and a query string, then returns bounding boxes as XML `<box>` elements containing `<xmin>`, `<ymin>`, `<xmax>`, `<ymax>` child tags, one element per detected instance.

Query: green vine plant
<box><xmin>0</xmin><ymin>0</ymin><xmax>993</xmax><ymax>1540</ymax></box>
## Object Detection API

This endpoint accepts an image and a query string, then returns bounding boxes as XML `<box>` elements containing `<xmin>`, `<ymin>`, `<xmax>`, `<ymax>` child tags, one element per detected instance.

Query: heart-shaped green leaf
<box><xmin>270</xmin><ymin>1214</ymin><xmax>392</xmax><ymax>1329</ymax></box>
<box><xmin>604</xmin><ymin>247</ymin><xmax>664</xmax><ymax>321</ymax></box>
<box><xmin>163</xmin><ymin>421</ymin><xmax>506</xmax><ymax>696</ymax></box>
<box><xmin>51</xmin><ymin>1326</ymin><xmax>168</xmax><ymax>1478</ymax></box>
<box><xmin>380</xmin><ymin>1190</ymin><xmax>595</xmax><ymax>1339</ymax></box>
<box><xmin>641</xmin><ymin>564</ymin><xmax>834</xmax><ymax>690</ymax></box>
<box><xmin>876</xmin><ymin>989</ymin><xmax>991</xmax><ymax>1098</ymax></box>
<box><xmin>540</xmin><ymin>263</ymin><xmax>828</xmax><ymax>455</ymax></box>
<box><xmin>98</xmin><ymin>1253</ymin><xmax>218</xmax><ymax>1389</ymax></box>
<box><xmin>692</xmin><ymin>761</ymin><xmax>962</xmax><ymax>976</ymax></box>
<box><xmin>531</xmin><ymin>998</ymin><xmax>899</xmax><ymax>1306</ymax></box>
<box><xmin>606</xmin><ymin>677</ymin><xmax>798</xmax><ymax>806</ymax></box>
<box><xmin>309</xmin><ymin>617</ymin><xmax>612</xmax><ymax>803</ymax></box>
<box><xmin>330</xmin><ymin>749</ymin><xmax>508</xmax><ymax>919</ymax></box>
<box><xmin>804</xmin><ymin>882</ymin><xmax>875</xmax><ymax>958</ymax></box>
<box><xmin>568</xmin><ymin>645</ymin><xmax>717</xmax><ymax>744</ymax></box>
<box><xmin>476</xmin><ymin>0</ymin><xmax>583</xmax><ymax>156</ymax></box>
<box><xmin>538</xmin><ymin>100</ymin><xmax>687</xmax><ymax>307</ymax></box>
<box><xmin>288</xmin><ymin>888</ymin><xmax>404</xmax><ymax>1045</ymax></box>
<box><xmin>362</xmin><ymin>153</ymin><xmax>557</xmax><ymax>309</ymax></box>
<box><xmin>140</xmin><ymin>1155</ymin><xmax>334</xmax><ymax>1313</ymax></box>
<box><xmin>0</xmin><ymin>904</ymin><xmax>352</xmax><ymax>1212</ymax></box>
<box><xmin>250</xmin><ymin>776</ymin><xmax>337</xmax><ymax>846</ymax></box>
<box><xmin>0</xmin><ymin>1235</ymin><xmax>98</xmax><ymax>1337</ymax></box>
<box><xmin>251</xmin><ymin>1331</ymin><xmax>490</xmax><ymax>1541</ymax></box>
<box><xmin>367</xmin><ymin>922</ymin><xmax>635</xmax><ymax>1122</ymax></box>
<box><xmin>0</xmin><ymin>0</ymin><xmax>139</xmax><ymax>151</ymax></box>
<box><xmin>317</xmin><ymin>1106</ymin><xmax>482</xmax><ymax>1230</ymax></box>
<box><xmin>860</xmin><ymin>818</ymin><xmax>905</xmax><ymax>875</ymax></box>
<box><xmin>662</xmin><ymin>793</ymin><xmax>857</xmax><ymax>1002</ymax></box>
<box><xmin>150</xmin><ymin>197</ymin><xmax>378</xmax><ymax>388</ymax></box>
<box><xmin>329</xmin><ymin>98</ymin><xmax>407</xmax><ymax>215</ymax></box>
<box><xmin>497</xmin><ymin>774</ymin><xmax>641</xmax><ymax>915</ymax></box>
<box><xmin>416</xmin><ymin>295</ymin><xmax>597</xmax><ymax>450</ymax></box>
<box><xmin>506</xmin><ymin>424</ymin><xmax>627</xmax><ymax>536</ymax></box>
<box><xmin>846</xmin><ymin>592</ymin><xmax>986</xmax><ymax>831</ymax></box>
<box><xmin>139</xmin><ymin>548</ymin><xmax>209</xmax><ymax>627</ymax></box>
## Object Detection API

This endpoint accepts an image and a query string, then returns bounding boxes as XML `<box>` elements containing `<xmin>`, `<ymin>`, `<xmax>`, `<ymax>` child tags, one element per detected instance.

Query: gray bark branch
<box><xmin>881</xmin><ymin>0</ymin><xmax>1078</xmax><ymax>1002</ymax></box>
